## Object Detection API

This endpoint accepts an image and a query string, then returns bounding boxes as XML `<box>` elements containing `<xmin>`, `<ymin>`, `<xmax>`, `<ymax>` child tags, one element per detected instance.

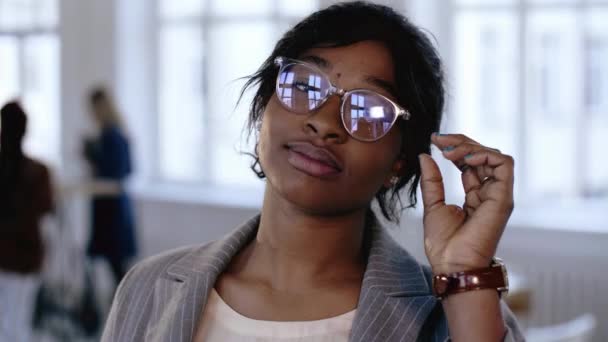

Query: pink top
<box><xmin>194</xmin><ymin>289</ymin><xmax>356</xmax><ymax>341</ymax></box>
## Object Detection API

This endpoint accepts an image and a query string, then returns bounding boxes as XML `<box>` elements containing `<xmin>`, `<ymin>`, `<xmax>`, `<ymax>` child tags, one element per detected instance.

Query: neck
<box><xmin>239</xmin><ymin>185</ymin><xmax>368</xmax><ymax>293</ymax></box>
<box><xmin>0</xmin><ymin>145</ymin><xmax>23</xmax><ymax>159</ymax></box>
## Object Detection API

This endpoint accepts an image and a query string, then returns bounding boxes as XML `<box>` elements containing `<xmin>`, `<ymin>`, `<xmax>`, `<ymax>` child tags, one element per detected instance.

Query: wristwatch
<box><xmin>432</xmin><ymin>257</ymin><xmax>509</xmax><ymax>300</ymax></box>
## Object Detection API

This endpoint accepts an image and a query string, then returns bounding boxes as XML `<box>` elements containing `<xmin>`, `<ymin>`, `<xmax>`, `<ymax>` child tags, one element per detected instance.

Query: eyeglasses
<box><xmin>274</xmin><ymin>56</ymin><xmax>411</xmax><ymax>142</ymax></box>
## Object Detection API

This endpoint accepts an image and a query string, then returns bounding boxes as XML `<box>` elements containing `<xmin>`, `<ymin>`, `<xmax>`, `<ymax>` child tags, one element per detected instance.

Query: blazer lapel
<box><xmin>146</xmin><ymin>215</ymin><xmax>261</xmax><ymax>342</ymax></box>
<box><xmin>349</xmin><ymin>225</ymin><xmax>438</xmax><ymax>342</ymax></box>
<box><xmin>143</xmin><ymin>214</ymin><xmax>436</xmax><ymax>342</ymax></box>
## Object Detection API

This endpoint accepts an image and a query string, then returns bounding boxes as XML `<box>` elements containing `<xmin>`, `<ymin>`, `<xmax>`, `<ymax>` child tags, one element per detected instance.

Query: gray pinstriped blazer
<box><xmin>102</xmin><ymin>215</ymin><xmax>525</xmax><ymax>341</ymax></box>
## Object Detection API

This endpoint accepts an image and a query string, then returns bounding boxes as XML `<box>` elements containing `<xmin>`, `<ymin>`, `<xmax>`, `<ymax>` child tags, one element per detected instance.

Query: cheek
<box><xmin>346</xmin><ymin>149</ymin><xmax>394</xmax><ymax>194</ymax></box>
<box><xmin>347</xmin><ymin>134</ymin><xmax>402</xmax><ymax>187</ymax></box>
<box><xmin>257</xmin><ymin>114</ymin><xmax>273</xmax><ymax>170</ymax></box>
<box><xmin>257</xmin><ymin>98</ymin><xmax>294</xmax><ymax>170</ymax></box>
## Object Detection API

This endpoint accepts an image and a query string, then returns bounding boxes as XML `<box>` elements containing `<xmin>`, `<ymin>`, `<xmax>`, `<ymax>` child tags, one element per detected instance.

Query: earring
<box><xmin>390</xmin><ymin>176</ymin><xmax>399</xmax><ymax>186</ymax></box>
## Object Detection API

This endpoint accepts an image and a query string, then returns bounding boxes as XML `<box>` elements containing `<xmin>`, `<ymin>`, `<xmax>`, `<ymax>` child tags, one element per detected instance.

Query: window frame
<box><xmin>0</xmin><ymin>0</ymin><xmax>60</xmax><ymax>167</ymax></box>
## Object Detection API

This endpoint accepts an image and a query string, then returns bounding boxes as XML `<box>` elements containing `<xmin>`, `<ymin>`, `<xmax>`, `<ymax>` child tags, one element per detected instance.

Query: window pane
<box><xmin>22</xmin><ymin>35</ymin><xmax>60</xmax><ymax>167</ymax></box>
<box><xmin>584</xmin><ymin>9</ymin><xmax>608</xmax><ymax>195</ymax></box>
<box><xmin>32</xmin><ymin>0</ymin><xmax>58</xmax><ymax>28</ymax></box>
<box><xmin>0</xmin><ymin>0</ymin><xmax>35</xmax><ymax>30</ymax></box>
<box><xmin>159</xmin><ymin>0</ymin><xmax>203</xmax><ymax>20</ymax></box>
<box><xmin>210</xmin><ymin>0</ymin><xmax>272</xmax><ymax>16</ymax></box>
<box><xmin>0</xmin><ymin>37</ymin><xmax>20</xmax><ymax>104</ymax></box>
<box><xmin>158</xmin><ymin>24</ymin><xmax>205</xmax><ymax>181</ymax></box>
<box><xmin>278</xmin><ymin>0</ymin><xmax>317</xmax><ymax>17</ymax></box>
<box><xmin>525</xmin><ymin>10</ymin><xmax>579</xmax><ymax>197</ymax></box>
<box><xmin>453</xmin><ymin>11</ymin><xmax>519</xmax><ymax>182</ymax></box>
<box><xmin>585</xmin><ymin>9</ymin><xmax>608</xmax><ymax>117</ymax></box>
<box><xmin>207</xmin><ymin>22</ymin><xmax>275</xmax><ymax>188</ymax></box>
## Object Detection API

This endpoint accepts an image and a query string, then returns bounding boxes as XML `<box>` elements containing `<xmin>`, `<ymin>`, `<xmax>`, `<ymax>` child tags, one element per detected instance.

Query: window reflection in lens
<box><xmin>277</xmin><ymin>64</ymin><xmax>330</xmax><ymax>112</ymax></box>
<box><xmin>307</xmin><ymin>74</ymin><xmax>323</xmax><ymax>110</ymax></box>
<box><xmin>344</xmin><ymin>92</ymin><xmax>396</xmax><ymax>140</ymax></box>
<box><xmin>276</xmin><ymin>64</ymin><xmax>399</xmax><ymax>141</ymax></box>
<box><xmin>277</xmin><ymin>70</ymin><xmax>294</xmax><ymax>107</ymax></box>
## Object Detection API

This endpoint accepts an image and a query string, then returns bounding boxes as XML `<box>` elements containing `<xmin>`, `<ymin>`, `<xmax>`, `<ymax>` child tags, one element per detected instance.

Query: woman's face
<box><xmin>258</xmin><ymin>40</ymin><xmax>405</xmax><ymax>216</ymax></box>
<box><xmin>90</xmin><ymin>98</ymin><xmax>110</xmax><ymax>126</ymax></box>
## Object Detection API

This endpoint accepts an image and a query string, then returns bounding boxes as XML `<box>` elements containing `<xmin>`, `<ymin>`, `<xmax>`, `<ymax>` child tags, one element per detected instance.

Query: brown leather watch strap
<box><xmin>432</xmin><ymin>259</ymin><xmax>508</xmax><ymax>300</ymax></box>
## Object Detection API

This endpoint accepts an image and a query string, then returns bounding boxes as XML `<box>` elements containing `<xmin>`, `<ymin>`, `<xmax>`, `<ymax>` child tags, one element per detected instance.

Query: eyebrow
<box><xmin>299</xmin><ymin>54</ymin><xmax>398</xmax><ymax>98</ymax></box>
<box><xmin>299</xmin><ymin>55</ymin><xmax>330</xmax><ymax>69</ymax></box>
<box><xmin>364</xmin><ymin>76</ymin><xmax>398</xmax><ymax>98</ymax></box>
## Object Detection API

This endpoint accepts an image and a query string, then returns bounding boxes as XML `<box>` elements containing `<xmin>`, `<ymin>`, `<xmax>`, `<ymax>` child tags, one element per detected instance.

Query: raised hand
<box><xmin>419</xmin><ymin>133</ymin><xmax>515</xmax><ymax>275</ymax></box>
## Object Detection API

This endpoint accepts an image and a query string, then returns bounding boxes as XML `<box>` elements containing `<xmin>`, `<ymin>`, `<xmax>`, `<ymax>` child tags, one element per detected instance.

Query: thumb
<box><xmin>419</xmin><ymin>153</ymin><xmax>446</xmax><ymax>214</ymax></box>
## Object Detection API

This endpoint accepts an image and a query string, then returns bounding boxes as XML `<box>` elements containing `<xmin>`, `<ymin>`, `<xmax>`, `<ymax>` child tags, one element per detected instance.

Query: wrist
<box><xmin>431</xmin><ymin>260</ymin><xmax>492</xmax><ymax>275</ymax></box>
<box><xmin>432</xmin><ymin>258</ymin><xmax>509</xmax><ymax>300</ymax></box>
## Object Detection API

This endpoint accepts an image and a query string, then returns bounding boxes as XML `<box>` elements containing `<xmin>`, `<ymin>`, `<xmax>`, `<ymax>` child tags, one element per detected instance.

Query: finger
<box><xmin>418</xmin><ymin>153</ymin><xmax>446</xmax><ymax>214</ymax></box>
<box><xmin>463</xmin><ymin>150</ymin><xmax>515</xmax><ymax>185</ymax></box>
<box><xmin>435</xmin><ymin>141</ymin><xmax>485</xmax><ymax>173</ymax></box>
<box><xmin>461</xmin><ymin>167</ymin><xmax>483</xmax><ymax>217</ymax></box>
<box><xmin>461</xmin><ymin>166</ymin><xmax>482</xmax><ymax>193</ymax></box>
<box><xmin>463</xmin><ymin>186</ymin><xmax>482</xmax><ymax>217</ymax></box>
<box><xmin>439</xmin><ymin>142</ymin><xmax>507</xmax><ymax>184</ymax></box>
<box><xmin>431</xmin><ymin>133</ymin><xmax>480</xmax><ymax>150</ymax></box>
<box><xmin>439</xmin><ymin>142</ymin><xmax>492</xmax><ymax>168</ymax></box>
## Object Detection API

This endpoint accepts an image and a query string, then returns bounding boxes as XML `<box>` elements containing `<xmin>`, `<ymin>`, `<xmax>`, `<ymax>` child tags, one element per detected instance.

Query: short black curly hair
<box><xmin>240</xmin><ymin>1</ymin><xmax>444</xmax><ymax>222</ymax></box>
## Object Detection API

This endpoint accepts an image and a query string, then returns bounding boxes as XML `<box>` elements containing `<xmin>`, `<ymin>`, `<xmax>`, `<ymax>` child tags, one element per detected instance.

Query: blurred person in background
<box><xmin>0</xmin><ymin>101</ymin><xmax>54</xmax><ymax>341</ymax></box>
<box><xmin>83</xmin><ymin>87</ymin><xmax>137</xmax><ymax>287</ymax></box>
<box><xmin>103</xmin><ymin>2</ymin><xmax>523</xmax><ymax>341</ymax></box>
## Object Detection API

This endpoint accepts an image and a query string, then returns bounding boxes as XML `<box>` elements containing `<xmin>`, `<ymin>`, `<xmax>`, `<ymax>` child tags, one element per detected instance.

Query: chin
<box><xmin>275</xmin><ymin>178</ymin><xmax>367</xmax><ymax>217</ymax></box>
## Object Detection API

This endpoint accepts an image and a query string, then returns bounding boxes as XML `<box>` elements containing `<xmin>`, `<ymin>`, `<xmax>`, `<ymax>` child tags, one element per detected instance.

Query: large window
<box><xmin>156</xmin><ymin>0</ymin><xmax>608</xmax><ymax>205</ymax></box>
<box><xmin>157</xmin><ymin>0</ymin><xmax>318</xmax><ymax>187</ymax></box>
<box><xmin>0</xmin><ymin>0</ymin><xmax>60</xmax><ymax>167</ymax></box>
<box><xmin>452</xmin><ymin>0</ymin><xmax>608</xmax><ymax>203</ymax></box>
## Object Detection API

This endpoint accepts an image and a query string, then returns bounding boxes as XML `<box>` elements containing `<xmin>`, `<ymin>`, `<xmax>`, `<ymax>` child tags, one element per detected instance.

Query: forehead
<box><xmin>299</xmin><ymin>41</ymin><xmax>396</xmax><ymax>84</ymax></box>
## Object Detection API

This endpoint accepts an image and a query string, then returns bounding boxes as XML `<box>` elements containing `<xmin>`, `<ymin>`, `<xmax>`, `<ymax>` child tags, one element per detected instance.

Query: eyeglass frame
<box><xmin>273</xmin><ymin>56</ymin><xmax>412</xmax><ymax>142</ymax></box>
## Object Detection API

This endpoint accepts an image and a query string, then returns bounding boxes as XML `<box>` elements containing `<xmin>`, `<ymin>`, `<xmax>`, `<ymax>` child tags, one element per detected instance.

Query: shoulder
<box><xmin>105</xmin><ymin>242</ymin><xmax>218</xmax><ymax>323</ymax></box>
<box><xmin>366</xmin><ymin>223</ymin><xmax>434</xmax><ymax>290</ymax></box>
<box><xmin>115</xmin><ymin>215</ymin><xmax>260</xmax><ymax>298</ymax></box>
<box><xmin>22</xmin><ymin>156</ymin><xmax>47</xmax><ymax>172</ymax></box>
<box><xmin>117</xmin><ymin>241</ymin><xmax>219</xmax><ymax>293</ymax></box>
<box><xmin>21</xmin><ymin>157</ymin><xmax>51</xmax><ymax>183</ymax></box>
<box><xmin>101</xmin><ymin>125</ymin><xmax>128</xmax><ymax>143</ymax></box>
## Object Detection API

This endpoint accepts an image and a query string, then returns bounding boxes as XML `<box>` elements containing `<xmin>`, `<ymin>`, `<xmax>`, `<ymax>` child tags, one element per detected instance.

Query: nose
<box><xmin>304</xmin><ymin>95</ymin><xmax>348</xmax><ymax>144</ymax></box>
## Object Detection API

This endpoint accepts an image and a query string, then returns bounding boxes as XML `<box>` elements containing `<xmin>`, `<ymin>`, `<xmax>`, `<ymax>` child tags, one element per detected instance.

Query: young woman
<box><xmin>83</xmin><ymin>87</ymin><xmax>137</xmax><ymax>286</ymax></box>
<box><xmin>102</xmin><ymin>2</ymin><xmax>524</xmax><ymax>341</ymax></box>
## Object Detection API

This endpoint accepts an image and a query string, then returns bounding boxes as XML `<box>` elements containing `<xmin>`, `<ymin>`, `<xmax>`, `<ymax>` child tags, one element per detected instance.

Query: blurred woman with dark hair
<box><xmin>0</xmin><ymin>101</ymin><xmax>54</xmax><ymax>341</ymax></box>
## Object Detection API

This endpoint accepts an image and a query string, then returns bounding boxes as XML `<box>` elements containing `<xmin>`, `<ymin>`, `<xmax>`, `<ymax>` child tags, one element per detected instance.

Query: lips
<box><xmin>285</xmin><ymin>141</ymin><xmax>343</xmax><ymax>177</ymax></box>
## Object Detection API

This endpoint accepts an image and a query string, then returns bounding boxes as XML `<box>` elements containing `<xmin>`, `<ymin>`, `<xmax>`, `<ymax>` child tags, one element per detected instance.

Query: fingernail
<box><xmin>442</xmin><ymin>146</ymin><xmax>454</xmax><ymax>152</ymax></box>
<box><xmin>465</xmin><ymin>153</ymin><xmax>474</xmax><ymax>159</ymax></box>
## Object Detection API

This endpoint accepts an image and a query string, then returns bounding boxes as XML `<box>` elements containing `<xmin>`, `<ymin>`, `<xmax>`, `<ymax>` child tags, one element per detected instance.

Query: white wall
<box><xmin>59</xmin><ymin>0</ymin><xmax>117</xmax><ymax>180</ymax></box>
<box><xmin>56</xmin><ymin>0</ymin><xmax>118</xmax><ymax>244</ymax></box>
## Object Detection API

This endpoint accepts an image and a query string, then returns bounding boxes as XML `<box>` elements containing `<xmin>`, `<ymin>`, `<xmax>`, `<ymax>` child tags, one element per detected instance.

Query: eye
<box><xmin>294</xmin><ymin>81</ymin><xmax>319</xmax><ymax>92</ymax></box>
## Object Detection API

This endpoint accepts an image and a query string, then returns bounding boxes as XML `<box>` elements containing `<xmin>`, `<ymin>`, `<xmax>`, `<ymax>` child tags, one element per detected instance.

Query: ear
<box><xmin>383</xmin><ymin>159</ymin><xmax>406</xmax><ymax>188</ymax></box>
